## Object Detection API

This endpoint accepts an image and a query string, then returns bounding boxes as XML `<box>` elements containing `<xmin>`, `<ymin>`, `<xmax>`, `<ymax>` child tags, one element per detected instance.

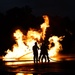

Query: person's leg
<box><xmin>36</xmin><ymin>55</ymin><xmax>38</xmax><ymax>63</ymax></box>
<box><xmin>34</xmin><ymin>55</ymin><xmax>35</xmax><ymax>63</ymax></box>
<box><xmin>41</xmin><ymin>55</ymin><xmax>43</xmax><ymax>63</ymax></box>
<box><xmin>46</xmin><ymin>54</ymin><xmax>50</xmax><ymax>62</ymax></box>
<box><xmin>39</xmin><ymin>53</ymin><xmax>42</xmax><ymax>62</ymax></box>
<box><xmin>44</xmin><ymin>55</ymin><xmax>46</xmax><ymax>63</ymax></box>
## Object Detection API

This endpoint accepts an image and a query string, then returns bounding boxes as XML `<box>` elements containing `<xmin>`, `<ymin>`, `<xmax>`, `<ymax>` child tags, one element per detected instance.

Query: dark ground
<box><xmin>0</xmin><ymin>60</ymin><xmax>75</xmax><ymax>75</ymax></box>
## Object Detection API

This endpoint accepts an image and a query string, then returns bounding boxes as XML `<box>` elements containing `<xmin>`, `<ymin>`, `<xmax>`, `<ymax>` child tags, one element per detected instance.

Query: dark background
<box><xmin>0</xmin><ymin>0</ymin><xmax>75</xmax><ymax>55</ymax></box>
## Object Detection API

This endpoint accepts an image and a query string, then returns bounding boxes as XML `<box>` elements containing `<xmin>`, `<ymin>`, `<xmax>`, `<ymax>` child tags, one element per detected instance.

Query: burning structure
<box><xmin>2</xmin><ymin>15</ymin><xmax>65</xmax><ymax>65</ymax></box>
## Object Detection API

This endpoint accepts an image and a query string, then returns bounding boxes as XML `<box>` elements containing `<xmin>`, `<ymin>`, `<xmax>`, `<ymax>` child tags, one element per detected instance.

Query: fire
<box><xmin>2</xmin><ymin>15</ymin><xmax>64</xmax><ymax>65</ymax></box>
<box><xmin>4</xmin><ymin>29</ymin><xmax>29</xmax><ymax>60</ymax></box>
<box><xmin>41</xmin><ymin>15</ymin><xmax>50</xmax><ymax>40</ymax></box>
<box><xmin>48</xmin><ymin>36</ymin><xmax>65</xmax><ymax>60</ymax></box>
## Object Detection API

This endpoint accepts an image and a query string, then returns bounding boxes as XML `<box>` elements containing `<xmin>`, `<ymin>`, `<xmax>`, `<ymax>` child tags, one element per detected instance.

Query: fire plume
<box><xmin>48</xmin><ymin>36</ymin><xmax>65</xmax><ymax>57</ymax></box>
<box><xmin>2</xmin><ymin>15</ymin><xmax>64</xmax><ymax>65</ymax></box>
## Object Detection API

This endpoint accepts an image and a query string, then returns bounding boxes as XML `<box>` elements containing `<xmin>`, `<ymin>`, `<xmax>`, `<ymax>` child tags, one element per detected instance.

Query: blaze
<box><xmin>41</xmin><ymin>15</ymin><xmax>50</xmax><ymax>40</ymax></box>
<box><xmin>2</xmin><ymin>15</ymin><xmax>64</xmax><ymax>65</ymax></box>
<box><xmin>48</xmin><ymin>36</ymin><xmax>65</xmax><ymax>61</ymax></box>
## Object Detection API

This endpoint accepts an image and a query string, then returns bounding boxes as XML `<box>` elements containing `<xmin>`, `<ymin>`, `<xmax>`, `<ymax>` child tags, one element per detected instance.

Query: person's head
<box><xmin>35</xmin><ymin>42</ymin><xmax>37</xmax><ymax>45</ymax></box>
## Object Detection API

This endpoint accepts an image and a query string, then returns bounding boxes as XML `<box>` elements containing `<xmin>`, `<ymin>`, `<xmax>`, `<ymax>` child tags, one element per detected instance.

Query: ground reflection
<box><xmin>1</xmin><ymin>56</ymin><xmax>75</xmax><ymax>75</ymax></box>
<box><xmin>16</xmin><ymin>72</ymin><xmax>33</xmax><ymax>75</ymax></box>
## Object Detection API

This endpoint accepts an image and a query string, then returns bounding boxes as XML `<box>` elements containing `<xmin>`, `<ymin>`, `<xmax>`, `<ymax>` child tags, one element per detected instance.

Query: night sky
<box><xmin>0</xmin><ymin>0</ymin><xmax>75</xmax><ymax>20</ymax></box>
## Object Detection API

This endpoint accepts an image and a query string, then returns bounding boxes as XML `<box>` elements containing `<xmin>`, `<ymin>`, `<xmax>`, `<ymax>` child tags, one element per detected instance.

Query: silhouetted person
<box><xmin>39</xmin><ymin>42</ymin><xmax>50</xmax><ymax>63</ymax></box>
<box><xmin>32</xmin><ymin>42</ymin><xmax>39</xmax><ymax>63</ymax></box>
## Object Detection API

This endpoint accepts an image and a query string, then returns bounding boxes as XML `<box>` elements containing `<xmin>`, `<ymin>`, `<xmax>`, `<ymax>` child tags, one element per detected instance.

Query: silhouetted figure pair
<box><xmin>39</xmin><ymin>42</ymin><xmax>50</xmax><ymax>63</ymax></box>
<box><xmin>32</xmin><ymin>42</ymin><xmax>50</xmax><ymax>63</ymax></box>
<box><xmin>32</xmin><ymin>42</ymin><xmax>39</xmax><ymax>63</ymax></box>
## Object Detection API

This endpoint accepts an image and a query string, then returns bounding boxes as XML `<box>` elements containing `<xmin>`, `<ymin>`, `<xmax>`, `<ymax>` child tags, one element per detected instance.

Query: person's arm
<box><xmin>37</xmin><ymin>46</ymin><xmax>39</xmax><ymax>50</ymax></box>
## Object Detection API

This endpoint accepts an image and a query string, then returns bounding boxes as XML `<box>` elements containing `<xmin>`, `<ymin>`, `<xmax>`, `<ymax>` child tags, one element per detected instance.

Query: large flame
<box><xmin>2</xmin><ymin>15</ymin><xmax>64</xmax><ymax>65</ymax></box>
<box><xmin>48</xmin><ymin>36</ymin><xmax>65</xmax><ymax>61</ymax></box>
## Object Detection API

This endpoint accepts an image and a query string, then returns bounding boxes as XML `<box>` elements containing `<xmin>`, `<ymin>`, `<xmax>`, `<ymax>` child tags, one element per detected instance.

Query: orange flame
<box><xmin>41</xmin><ymin>15</ymin><xmax>50</xmax><ymax>40</ymax></box>
<box><xmin>2</xmin><ymin>15</ymin><xmax>64</xmax><ymax>65</ymax></box>
<box><xmin>48</xmin><ymin>36</ymin><xmax>65</xmax><ymax>57</ymax></box>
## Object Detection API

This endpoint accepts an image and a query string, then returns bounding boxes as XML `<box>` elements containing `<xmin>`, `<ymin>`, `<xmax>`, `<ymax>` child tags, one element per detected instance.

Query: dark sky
<box><xmin>0</xmin><ymin>0</ymin><xmax>75</xmax><ymax>20</ymax></box>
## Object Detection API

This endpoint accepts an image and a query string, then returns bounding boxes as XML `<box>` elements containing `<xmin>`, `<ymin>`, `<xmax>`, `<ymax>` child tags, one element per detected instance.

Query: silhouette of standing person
<box><xmin>39</xmin><ymin>42</ymin><xmax>50</xmax><ymax>63</ymax></box>
<box><xmin>39</xmin><ymin>43</ymin><xmax>45</xmax><ymax>62</ymax></box>
<box><xmin>32</xmin><ymin>42</ymin><xmax>39</xmax><ymax>63</ymax></box>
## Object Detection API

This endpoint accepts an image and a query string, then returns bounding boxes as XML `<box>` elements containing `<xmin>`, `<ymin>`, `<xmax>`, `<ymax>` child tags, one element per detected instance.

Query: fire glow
<box><xmin>2</xmin><ymin>15</ymin><xmax>65</xmax><ymax>65</ymax></box>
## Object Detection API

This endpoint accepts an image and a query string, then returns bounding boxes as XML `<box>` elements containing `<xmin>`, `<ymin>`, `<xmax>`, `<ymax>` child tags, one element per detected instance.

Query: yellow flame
<box><xmin>48</xmin><ymin>36</ymin><xmax>65</xmax><ymax>57</ymax></box>
<box><xmin>2</xmin><ymin>15</ymin><xmax>64</xmax><ymax>65</ymax></box>
<box><xmin>41</xmin><ymin>15</ymin><xmax>50</xmax><ymax>40</ymax></box>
